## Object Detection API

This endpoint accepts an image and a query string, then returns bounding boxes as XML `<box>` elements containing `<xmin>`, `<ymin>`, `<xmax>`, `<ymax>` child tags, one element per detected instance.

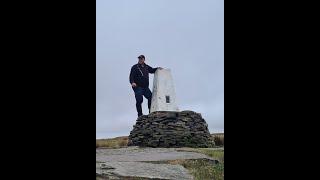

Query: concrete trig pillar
<box><xmin>150</xmin><ymin>68</ymin><xmax>179</xmax><ymax>113</ymax></box>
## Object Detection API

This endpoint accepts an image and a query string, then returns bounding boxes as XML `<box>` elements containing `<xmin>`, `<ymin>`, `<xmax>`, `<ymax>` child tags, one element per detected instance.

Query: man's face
<box><xmin>138</xmin><ymin>58</ymin><xmax>145</xmax><ymax>64</ymax></box>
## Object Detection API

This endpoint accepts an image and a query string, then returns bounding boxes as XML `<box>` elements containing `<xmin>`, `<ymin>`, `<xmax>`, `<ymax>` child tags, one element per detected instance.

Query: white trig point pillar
<box><xmin>150</xmin><ymin>68</ymin><xmax>179</xmax><ymax>113</ymax></box>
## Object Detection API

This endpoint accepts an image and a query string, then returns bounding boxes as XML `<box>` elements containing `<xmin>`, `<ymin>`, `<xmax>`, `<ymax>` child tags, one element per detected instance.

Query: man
<box><xmin>129</xmin><ymin>55</ymin><xmax>163</xmax><ymax>117</ymax></box>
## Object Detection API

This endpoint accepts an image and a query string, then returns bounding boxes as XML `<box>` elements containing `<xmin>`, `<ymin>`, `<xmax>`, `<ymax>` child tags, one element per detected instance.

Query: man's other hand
<box><xmin>131</xmin><ymin>83</ymin><xmax>137</xmax><ymax>87</ymax></box>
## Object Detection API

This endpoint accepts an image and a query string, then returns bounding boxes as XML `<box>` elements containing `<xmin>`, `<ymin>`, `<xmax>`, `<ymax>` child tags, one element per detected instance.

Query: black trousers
<box><xmin>133</xmin><ymin>87</ymin><xmax>152</xmax><ymax>117</ymax></box>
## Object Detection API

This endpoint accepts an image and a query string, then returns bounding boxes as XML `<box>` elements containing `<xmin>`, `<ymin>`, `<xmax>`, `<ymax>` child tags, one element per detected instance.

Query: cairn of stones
<box><xmin>128</xmin><ymin>110</ymin><xmax>215</xmax><ymax>147</ymax></box>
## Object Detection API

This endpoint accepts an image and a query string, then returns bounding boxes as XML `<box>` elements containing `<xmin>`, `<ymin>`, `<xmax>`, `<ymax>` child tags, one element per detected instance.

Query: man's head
<box><xmin>138</xmin><ymin>55</ymin><xmax>145</xmax><ymax>64</ymax></box>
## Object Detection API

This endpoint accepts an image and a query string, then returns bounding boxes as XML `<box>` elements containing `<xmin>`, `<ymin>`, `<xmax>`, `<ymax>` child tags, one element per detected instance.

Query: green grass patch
<box><xmin>175</xmin><ymin>148</ymin><xmax>224</xmax><ymax>179</ymax></box>
<box><xmin>166</xmin><ymin>158</ymin><xmax>223</xmax><ymax>180</ymax></box>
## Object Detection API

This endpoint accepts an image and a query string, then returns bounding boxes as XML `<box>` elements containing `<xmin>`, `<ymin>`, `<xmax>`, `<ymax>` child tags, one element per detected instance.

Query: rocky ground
<box><xmin>96</xmin><ymin>146</ymin><xmax>223</xmax><ymax>179</ymax></box>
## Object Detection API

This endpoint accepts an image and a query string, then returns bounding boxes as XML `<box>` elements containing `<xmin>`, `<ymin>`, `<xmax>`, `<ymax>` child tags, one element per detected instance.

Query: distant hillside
<box><xmin>96</xmin><ymin>136</ymin><xmax>128</xmax><ymax>148</ymax></box>
<box><xmin>211</xmin><ymin>133</ymin><xmax>224</xmax><ymax>146</ymax></box>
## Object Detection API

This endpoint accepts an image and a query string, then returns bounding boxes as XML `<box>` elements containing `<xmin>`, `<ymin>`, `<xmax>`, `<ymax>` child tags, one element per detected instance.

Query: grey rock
<box><xmin>128</xmin><ymin>111</ymin><xmax>215</xmax><ymax>148</ymax></box>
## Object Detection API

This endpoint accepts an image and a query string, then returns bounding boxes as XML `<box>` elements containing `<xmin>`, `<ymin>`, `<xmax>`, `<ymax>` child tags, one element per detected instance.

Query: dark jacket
<box><xmin>129</xmin><ymin>63</ymin><xmax>158</xmax><ymax>88</ymax></box>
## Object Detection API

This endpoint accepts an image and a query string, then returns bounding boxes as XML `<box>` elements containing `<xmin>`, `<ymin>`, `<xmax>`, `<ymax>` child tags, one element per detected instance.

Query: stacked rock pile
<box><xmin>128</xmin><ymin>111</ymin><xmax>215</xmax><ymax>148</ymax></box>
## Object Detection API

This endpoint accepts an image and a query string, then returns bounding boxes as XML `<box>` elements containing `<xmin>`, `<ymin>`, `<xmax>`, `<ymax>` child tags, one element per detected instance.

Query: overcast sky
<box><xmin>96</xmin><ymin>0</ymin><xmax>224</xmax><ymax>139</ymax></box>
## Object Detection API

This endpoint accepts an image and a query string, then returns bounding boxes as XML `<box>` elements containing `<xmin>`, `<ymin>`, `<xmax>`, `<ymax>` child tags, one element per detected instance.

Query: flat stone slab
<box><xmin>96</xmin><ymin>146</ymin><xmax>213</xmax><ymax>162</ymax></box>
<box><xmin>97</xmin><ymin>161</ymin><xmax>193</xmax><ymax>180</ymax></box>
<box><xmin>96</xmin><ymin>146</ymin><xmax>222</xmax><ymax>179</ymax></box>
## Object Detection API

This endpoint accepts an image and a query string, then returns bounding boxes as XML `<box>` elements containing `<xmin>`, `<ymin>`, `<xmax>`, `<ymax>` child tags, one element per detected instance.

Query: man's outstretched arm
<box><xmin>147</xmin><ymin>65</ymin><xmax>163</xmax><ymax>74</ymax></box>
